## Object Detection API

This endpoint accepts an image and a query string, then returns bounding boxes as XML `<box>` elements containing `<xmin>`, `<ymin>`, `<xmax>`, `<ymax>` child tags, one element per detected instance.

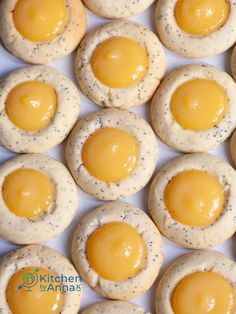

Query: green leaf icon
<box><xmin>23</xmin><ymin>273</ymin><xmax>30</xmax><ymax>283</ymax></box>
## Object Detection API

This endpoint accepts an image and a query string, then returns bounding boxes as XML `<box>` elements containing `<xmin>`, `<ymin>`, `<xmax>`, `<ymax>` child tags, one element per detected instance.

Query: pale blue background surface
<box><xmin>0</xmin><ymin>4</ymin><xmax>235</xmax><ymax>312</ymax></box>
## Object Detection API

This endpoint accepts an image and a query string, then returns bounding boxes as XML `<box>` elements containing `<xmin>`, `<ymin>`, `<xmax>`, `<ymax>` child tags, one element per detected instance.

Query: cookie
<box><xmin>0</xmin><ymin>154</ymin><xmax>78</xmax><ymax>244</ymax></box>
<box><xmin>81</xmin><ymin>301</ymin><xmax>150</xmax><ymax>314</ymax></box>
<box><xmin>0</xmin><ymin>0</ymin><xmax>86</xmax><ymax>64</ymax></box>
<box><xmin>0</xmin><ymin>65</ymin><xmax>80</xmax><ymax>153</ymax></box>
<box><xmin>76</xmin><ymin>20</ymin><xmax>166</xmax><ymax>108</ymax></box>
<box><xmin>149</xmin><ymin>153</ymin><xmax>236</xmax><ymax>249</ymax></box>
<box><xmin>230</xmin><ymin>129</ymin><xmax>236</xmax><ymax>166</ymax></box>
<box><xmin>72</xmin><ymin>202</ymin><xmax>163</xmax><ymax>299</ymax></box>
<box><xmin>0</xmin><ymin>245</ymin><xmax>82</xmax><ymax>314</ymax></box>
<box><xmin>66</xmin><ymin>108</ymin><xmax>158</xmax><ymax>200</ymax></box>
<box><xmin>156</xmin><ymin>250</ymin><xmax>236</xmax><ymax>314</ymax></box>
<box><xmin>151</xmin><ymin>64</ymin><xmax>236</xmax><ymax>152</ymax></box>
<box><xmin>156</xmin><ymin>0</ymin><xmax>236</xmax><ymax>57</ymax></box>
<box><xmin>231</xmin><ymin>45</ymin><xmax>236</xmax><ymax>81</ymax></box>
<box><xmin>83</xmin><ymin>0</ymin><xmax>155</xmax><ymax>19</ymax></box>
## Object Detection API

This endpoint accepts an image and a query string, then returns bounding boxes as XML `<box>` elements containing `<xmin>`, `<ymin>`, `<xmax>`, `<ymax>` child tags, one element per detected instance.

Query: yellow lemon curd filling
<box><xmin>6</xmin><ymin>80</ymin><xmax>57</xmax><ymax>132</ymax></box>
<box><xmin>164</xmin><ymin>170</ymin><xmax>224</xmax><ymax>227</ymax></box>
<box><xmin>172</xmin><ymin>272</ymin><xmax>236</xmax><ymax>314</ymax></box>
<box><xmin>91</xmin><ymin>37</ymin><xmax>148</xmax><ymax>88</ymax></box>
<box><xmin>86</xmin><ymin>222</ymin><xmax>147</xmax><ymax>281</ymax></box>
<box><xmin>13</xmin><ymin>0</ymin><xmax>68</xmax><ymax>42</ymax></box>
<box><xmin>175</xmin><ymin>0</ymin><xmax>230</xmax><ymax>36</ymax></box>
<box><xmin>3</xmin><ymin>169</ymin><xmax>55</xmax><ymax>218</ymax></box>
<box><xmin>82</xmin><ymin>127</ymin><xmax>140</xmax><ymax>183</ymax></box>
<box><xmin>170</xmin><ymin>79</ymin><xmax>228</xmax><ymax>131</ymax></box>
<box><xmin>7</xmin><ymin>267</ymin><xmax>63</xmax><ymax>314</ymax></box>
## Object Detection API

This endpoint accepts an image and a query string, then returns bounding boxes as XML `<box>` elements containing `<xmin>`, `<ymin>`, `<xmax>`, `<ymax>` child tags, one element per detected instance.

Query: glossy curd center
<box><xmin>13</xmin><ymin>0</ymin><xmax>68</xmax><ymax>42</ymax></box>
<box><xmin>170</xmin><ymin>79</ymin><xmax>228</xmax><ymax>131</ymax></box>
<box><xmin>175</xmin><ymin>0</ymin><xmax>230</xmax><ymax>36</ymax></box>
<box><xmin>91</xmin><ymin>37</ymin><xmax>148</xmax><ymax>88</ymax></box>
<box><xmin>86</xmin><ymin>222</ymin><xmax>146</xmax><ymax>281</ymax></box>
<box><xmin>172</xmin><ymin>271</ymin><xmax>236</xmax><ymax>314</ymax></box>
<box><xmin>82</xmin><ymin>127</ymin><xmax>139</xmax><ymax>183</ymax></box>
<box><xmin>6</xmin><ymin>80</ymin><xmax>57</xmax><ymax>132</ymax></box>
<box><xmin>7</xmin><ymin>267</ymin><xmax>63</xmax><ymax>314</ymax></box>
<box><xmin>3</xmin><ymin>169</ymin><xmax>54</xmax><ymax>218</ymax></box>
<box><xmin>164</xmin><ymin>170</ymin><xmax>224</xmax><ymax>227</ymax></box>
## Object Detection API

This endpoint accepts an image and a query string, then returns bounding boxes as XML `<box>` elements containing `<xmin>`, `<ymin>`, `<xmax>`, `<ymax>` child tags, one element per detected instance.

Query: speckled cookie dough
<box><xmin>151</xmin><ymin>64</ymin><xmax>236</xmax><ymax>153</ymax></box>
<box><xmin>0</xmin><ymin>154</ymin><xmax>78</xmax><ymax>244</ymax></box>
<box><xmin>155</xmin><ymin>251</ymin><xmax>236</xmax><ymax>314</ymax></box>
<box><xmin>231</xmin><ymin>45</ymin><xmax>236</xmax><ymax>81</ymax></box>
<box><xmin>0</xmin><ymin>245</ymin><xmax>82</xmax><ymax>314</ymax></box>
<box><xmin>156</xmin><ymin>0</ymin><xmax>236</xmax><ymax>58</ymax></box>
<box><xmin>83</xmin><ymin>0</ymin><xmax>155</xmax><ymax>19</ymax></box>
<box><xmin>0</xmin><ymin>65</ymin><xmax>80</xmax><ymax>153</ymax></box>
<box><xmin>149</xmin><ymin>153</ymin><xmax>236</xmax><ymax>249</ymax></box>
<box><xmin>66</xmin><ymin>108</ymin><xmax>158</xmax><ymax>201</ymax></box>
<box><xmin>72</xmin><ymin>202</ymin><xmax>163</xmax><ymax>300</ymax></box>
<box><xmin>76</xmin><ymin>20</ymin><xmax>166</xmax><ymax>108</ymax></box>
<box><xmin>230</xmin><ymin>129</ymin><xmax>236</xmax><ymax>166</ymax></box>
<box><xmin>0</xmin><ymin>0</ymin><xmax>86</xmax><ymax>64</ymax></box>
<box><xmin>81</xmin><ymin>300</ymin><xmax>151</xmax><ymax>314</ymax></box>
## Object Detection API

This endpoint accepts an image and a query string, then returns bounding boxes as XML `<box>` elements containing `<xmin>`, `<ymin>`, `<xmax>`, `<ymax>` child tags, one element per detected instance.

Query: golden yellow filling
<box><xmin>164</xmin><ymin>170</ymin><xmax>224</xmax><ymax>227</ymax></box>
<box><xmin>3</xmin><ymin>169</ymin><xmax>55</xmax><ymax>218</ymax></box>
<box><xmin>172</xmin><ymin>272</ymin><xmax>236</xmax><ymax>314</ymax></box>
<box><xmin>7</xmin><ymin>267</ymin><xmax>63</xmax><ymax>314</ymax></box>
<box><xmin>91</xmin><ymin>37</ymin><xmax>148</xmax><ymax>88</ymax></box>
<box><xmin>86</xmin><ymin>222</ymin><xmax>146</xmax><ymax>281</ymax></box>
<box><xmin>175</xmin><ymin>0</ymin><xmax>230</xmax><ymax>36</ymax></box>
<box><xmin>13</xmin><ymin>0</ymin><xmax>68</xmax><ymax>42</ymax></box>
<box><xmin>6</xmin><ymin>80</ymin><xmax>57</xmax><ymax>132</ymax></box>
<box><xmin>170</xmin><ymin>79</ymin><xmax>228</xmax><ymax>131</ymax></box>
<box><xmin>82</xmin><ymin>127</ymin><xmax>139</xmax><ymax>183</ymax></box>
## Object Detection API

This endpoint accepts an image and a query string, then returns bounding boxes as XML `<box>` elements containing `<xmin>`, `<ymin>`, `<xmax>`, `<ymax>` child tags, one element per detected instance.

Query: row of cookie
<box><xmin>2</xmin><ymin>1</ymin><xmax>236</xmax><ymax>63</ymax></box>
<box><xmin>12</xmin><ymin>16</ymin><xmax>236</xmax><ymax>114</ymax></box>
<box><xmin>1</xmin><ymin>244</ymin><xmax>235</xmax><ymax>313</ymax></box>
<box><xmin>0</xmin><ymin>0</ymin><xmax>162</xmax><ymax>64</ymax></box>
<box><xmin>84</xmin><ymin>0</ymin><xmax>236</xmax><ymax>59</ymax></box>
<box><xmin>3</xmin><ymin>14</ymin><xmax>236</xmax><ymax>146</ymax></box>
<box><xmin>85</xmin><ymin>0</ymin><xmax>236</xmax><ymax>59</ymax></box>
<box><xmin>1</xmin><ymin>149</ymin><xmax>236</xmax><ymax>252</ymax></box>
<box><xmin>0</xmin><ymin>0</ymin><xmax>165</xmax><ymax>75</ymax></box>
<box><xmin>0</xmin><ymin>109</ymin><xmax>235</xmax><ymax>308</ymax></box>
<box><xmin>2</xmin><ymin>61</ymin><xmax>236</xmax><ymax>156</ymax></box>
<box><xmin>78</xmin><ymin>198</ymin><xmax>236</xmax><ymax>313</ymax></box>
<box><xmin>0</xmin><ymin>146</ymin><xmax>155</xmax><ymax>243</ymax></box>
<box><xmin>1</xmin><ymin>64</ymin><xmax>236</xmax><ymax>248</ymax></box>
<box><xmin>0</xmin><ymin>68</ymin><xmax>158</xmax><ymax>201</ymax></box>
